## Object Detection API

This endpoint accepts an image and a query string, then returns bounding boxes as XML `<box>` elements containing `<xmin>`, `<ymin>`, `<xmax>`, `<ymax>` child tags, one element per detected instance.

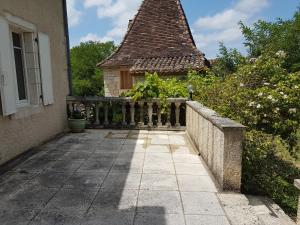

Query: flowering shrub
<box><xmin>193</xmin><ymin>53</ymin><xmax>300</xmax><ymax>155</ymax></box>
<box><xmin>189</xmin><ymin>52</ymin><xmax>300</xmax><ymax>216</ymax></box>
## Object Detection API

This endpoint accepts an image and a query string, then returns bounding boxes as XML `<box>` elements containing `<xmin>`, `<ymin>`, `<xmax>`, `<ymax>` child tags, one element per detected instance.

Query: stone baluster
<box><xmin>104</xmin><ymin>102</ymin><xmax>109</xmax><ymax>126</ymax></box>
<box><xmin>68</xmin><ymin>102</ymin><xmax>73</xmax><ymax>117</ymax></box>
<box><xmin>86</xmin><ymin>105</ymin><xmax>91</xmax><ymax>121</ymax></box>
<box><xmin>175</xmin><ymin>102</ymin><xmax>181</xmax><ymax>127</ymax></box>
<box><xmin>157</xmin><ymin>102</ymin><xmax>162</xmax><ymax>127</ymax></box>
<box><xmin>147</xmin><ymin>102</ymin><xmax>153</xmax><ymax>127</ymax></box>
<box><xmin>111</xmin><ymin>102</ymin><xmax>116</xmax><ymax>125</ymax></box>
<box><xmin>122</xmin><ymin>101</ymin><xmax>127</xmax><ymax>126</ymax></box>
<box><xmin>166</xmin><ymin>103</ymin><xmax>172</xmax><ymax>127</ymax></box>
<box><xmin>130</xmin><ymin>102</ymin><xmax>136</xmax><ymax>126</ymax></box>
<box><xmin>95</xmin><ymin>102</ymin><xmax>100</xmax><ymax>125</ymax></box>
<box><xmin>138</xmin><ymin>101</ymin><xmax>144</xmax><ymax>127</ymax></box>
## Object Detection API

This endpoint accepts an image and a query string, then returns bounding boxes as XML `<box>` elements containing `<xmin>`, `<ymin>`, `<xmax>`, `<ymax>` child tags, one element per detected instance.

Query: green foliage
<box><xmin>240</xmin><ymin>9</ymin><xmax>300</xmax><ymax>72</ymax></box>
<box><xmin>189</xmin><ymin>8</ymin><xmax>300</xmax><ymax>214</ymax></box>
<box><xmin>242</xmin><ymin>130</ymin><xmax>300</xmax><ymax>216</ymax></box>
<box><xmin>210</xmin><ymin>43</ymin><xmax>247</xmax><ymax>78</ymax></box>
<box><xmin>71</xmin><ymin>41</ymin><xmax>116</xmax><ymax>96</ymax></box>
<box><xmin>124</xmin><ymin>73</ymin><xmax>188</xmax><ymax>113</ymax></box>
<box><xmin>193</xmin><ymin>53</ymin><xmax>300</xmax><ymax>155</ymax></box>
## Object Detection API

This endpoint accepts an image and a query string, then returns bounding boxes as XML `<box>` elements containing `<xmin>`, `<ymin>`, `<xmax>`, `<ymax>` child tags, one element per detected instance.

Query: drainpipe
<box><xmin>62</xmin><ymin>0</ymin><xmax>73</xmax><ymax>96</ymax></box>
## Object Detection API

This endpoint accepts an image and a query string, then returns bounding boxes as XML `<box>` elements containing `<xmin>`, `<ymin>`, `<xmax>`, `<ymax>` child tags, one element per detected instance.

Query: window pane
<box><xmin>12</xmin><ymin>32</ymin><xmax>21</xmax><ymax>48</ymax></box>
<box><xmin>14</xmin><ymin>48</ymin><xmax>26</xmax><ymax>100</ymax></box>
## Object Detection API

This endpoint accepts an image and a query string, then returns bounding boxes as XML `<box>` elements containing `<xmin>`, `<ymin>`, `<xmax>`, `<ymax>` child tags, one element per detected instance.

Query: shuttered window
<box><xmin>0</xmin><ymin>17</ymin><xmax>17</xmax><ymax>115</ymax></box>
<box><xmin>120</xmin><ymin>71</ymin><xmax>133</xmax><ymax>89</ymax></box>
<box><xmin>38</xmin><ymin>32</ymin><xmax>54</xmax><ymax>105</ymax></box>
<box><xmin>12</xmin><ymin>32</ymin><xmax>27</xmax><ymax>101</ymax></box>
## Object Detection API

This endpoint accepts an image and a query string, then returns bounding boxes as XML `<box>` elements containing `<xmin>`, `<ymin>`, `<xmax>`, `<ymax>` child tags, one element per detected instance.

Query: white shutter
<box><xmin>0</xmin><ymin>17</ymin><xmax>17</xmax><ymax>115</ymax></box>
<box><xmin>38</xmin><ymin>32</ymin><xmax>54</xmax><ymax>105</ymax></box>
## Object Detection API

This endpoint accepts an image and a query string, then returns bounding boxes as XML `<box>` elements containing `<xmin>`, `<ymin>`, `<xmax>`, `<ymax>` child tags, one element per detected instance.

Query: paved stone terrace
<box><xmin>0</xmin><ymin>130</ymin><xmax>234</xmax><ymax>225</ymax></box>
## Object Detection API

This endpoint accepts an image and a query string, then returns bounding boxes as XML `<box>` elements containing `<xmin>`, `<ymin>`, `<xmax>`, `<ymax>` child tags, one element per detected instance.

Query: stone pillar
<box><xmin>147</xmin><ymin>102</ymin><xmax>153</xmax><ymax>127</ymax></box>
<box><xmin>166</xmin><ymin>103</ymin><xmax>172</xmax><ymax>127</ymax></box>
<box><xmin>175</xmin><ymin>102</ymin><xmax>181</xmax><ymax>127</ymax></box>
<box><xmin>294</xmin><ymin>180</ymin><xmax>300</xmax><ymax>224</ymax></box>
<box><xmin>68</xmin><ymin>102</ymin><xmax>73</xmax><ymax>117</ymax></box>
<box><xmin>122</xmin><ymin>101</ymin><xmax>127</xmax><ymax>126</ymax></box>
<box><xmin>157</xmin><ymin>102</ymin><xmax>162</xmax><ymax>127</ymax></box>
<box><xmin>138</xmin><ymin>101</ymin><xmax>144</xmax><ymax>127</ymax></box>
<box><xmin>130</xmin><ymin>102</ymin><xmax>135</xmax><ymax>126</ymax></box>
<box><xmin>104</xmin><ymin>103</ymin><xmax>109</xmax><ymax>126</ymax></box>
<box><xmin>86</xmin><ymin>105</ymin><xmax>91</xmax><ymax>121</ymax></box>
<box><xmin>95</xmin><ymin>103</ymin><xmax>100</xmax><ymax>125</ymax></box>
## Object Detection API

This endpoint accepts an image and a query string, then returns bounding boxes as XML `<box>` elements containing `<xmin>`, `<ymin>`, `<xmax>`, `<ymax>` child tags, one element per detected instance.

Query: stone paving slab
<box><xmin>1</xmin><ymin>129</ymin><xmax>286</xmax><ymax>225</ymax></box>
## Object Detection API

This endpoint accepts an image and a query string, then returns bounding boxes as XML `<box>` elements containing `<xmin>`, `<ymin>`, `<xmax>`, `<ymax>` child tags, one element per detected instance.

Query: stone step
<box><xmin>218</xmin><ymin>193</ymin><xmax>296</xmax><ymax>225</ymax></box>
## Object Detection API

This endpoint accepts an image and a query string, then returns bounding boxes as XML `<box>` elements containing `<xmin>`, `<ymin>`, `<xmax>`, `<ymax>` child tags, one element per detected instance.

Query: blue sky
<box><xmin>67</xmin><ymin>0</ymin><xmax>299</xmax><ymax>58</ymax></box>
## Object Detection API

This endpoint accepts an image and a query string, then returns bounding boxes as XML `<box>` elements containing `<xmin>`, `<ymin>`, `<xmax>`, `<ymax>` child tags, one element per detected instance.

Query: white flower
<box><xmin>280</xmin><ymin>92</ymin><xmax>284</xmax><ymax>95</ymax></box>
<box><xmin>295</xmin><ymin>85</ymin><xmax>299</xmax><ymax>89</ymax></box>
<box><xmin>276</xmin><ymin>50</ymin><xmax>287</xmax><ymax>58</ymax></box>
<box><xmin>267</xmin><ymin>95</ymin><xmax>273</xmax><ymax>100</ymax></box>
<box><xmin>258</xmin><ymin>92</ymin><xmax>263</xmax><ymax>97</ymax></box>
<box><xmin>264</xmin><ymin>82</ymin><xmax>270</xmax><ymax>86</ymax></box>
<box><xmin>240</xmin><ymin>83</ymin><xmax>244</xmax><ymax>87</ymax></box>
<box><xmin>289</xmin><ymin>108</ymin><xmax>297</xmax><ymax>114</ymax></box>
<box><xmin>275</xmin><ymin>107</ymin><xmax>280</xmax><ymax>112</ymax></box>
<box><xmin>264</xmin><ymin>114</ymin><xmax>267</xmax><ymax>117</ymax></box>
<box><xmin>257</xmin><ymin>104</ymin><xmax>261</xmax><ymax>109</ymax></box>
<box><xmin>249</xmin><ymin>102</ymin><xmax>255</xmax><ymax>107</ymax></box>
<box><xmin>283</xmin><ymin>95</ymin><xmax>288</xmax><ymax>99</ymax></box>
<box><xmin>272</xmin><ymin>98</ymin><xmax>277</xmax><ymax>103</ymax></box>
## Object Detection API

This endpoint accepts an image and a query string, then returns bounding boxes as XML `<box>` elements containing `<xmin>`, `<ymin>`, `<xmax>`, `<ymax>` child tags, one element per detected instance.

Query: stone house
<box><xmin>0</xmin><ymin>0</ymin><xmax>71</xmax><ymax>165</ymax></box>
<box><xmin>98</xmin><ymin>0</ymin><xmax>210</xmax><ymax>97</ymax></box>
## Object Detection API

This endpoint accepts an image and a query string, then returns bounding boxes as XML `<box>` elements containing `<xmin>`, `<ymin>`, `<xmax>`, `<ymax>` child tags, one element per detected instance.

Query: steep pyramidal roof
<box><xmin>99</xmin><ymin>0</ymin><xmax>209</xmax><ymax>74</ymax></box>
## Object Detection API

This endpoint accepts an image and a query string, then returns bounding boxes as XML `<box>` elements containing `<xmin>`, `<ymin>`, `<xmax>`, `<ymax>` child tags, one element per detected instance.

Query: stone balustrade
<box><xmin>186</xmin><ymin>101</ymin><xmax>246</xmax><ymax>191</ymax></box>
<box><xmin>66</xmin><ymin>96</ymin><xmax>187</xmax><ymax>130</ymax></box>
<box><xmin>294</xmin><ymin>180</ymin><xmax>300</xmax><ymax>224</ymax></box>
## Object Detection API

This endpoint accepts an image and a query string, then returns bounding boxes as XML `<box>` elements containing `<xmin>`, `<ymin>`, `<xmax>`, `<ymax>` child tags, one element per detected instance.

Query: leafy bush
<box><xmin>124</xmin><ymin>73</ymin><xmax>188</xmax><ymax>113</ymax></box>
<box><xmin>242</xmin><ymin>130</ymin><xmax>300</xmax><ymax>216</ymax></box>
<box><xmin>192</xmin><ymin>53</ymin><xmax>300</xmax><ymax>155</ymax></box>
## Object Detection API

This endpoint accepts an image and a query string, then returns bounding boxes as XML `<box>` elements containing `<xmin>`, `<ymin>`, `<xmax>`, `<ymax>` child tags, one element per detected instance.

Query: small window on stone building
<box><xmin>120</xmin><ymin>71</ymin><xmax>133</xmax><ymax>89</ymax></box>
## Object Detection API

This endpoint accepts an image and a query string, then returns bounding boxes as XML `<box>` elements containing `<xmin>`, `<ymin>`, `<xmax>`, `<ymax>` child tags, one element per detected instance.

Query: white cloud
<box><xmin>193</xmin><ymin>0</ymin><xmax>269</xmax><ymax>58</ymax></box>
<box><xmin>80</xmin><ymin>33</ymin><xmax>113</xmax><ymax>43</ymax></box>
<box><xmin>83</xmin><ymin>0</ymin><xmax>142</xmax><ymax>43</ymax></box>
<box><xmin>66</xmin><ymin>0</ymin><xmax>82</xmax><ymax>27</ymax></box>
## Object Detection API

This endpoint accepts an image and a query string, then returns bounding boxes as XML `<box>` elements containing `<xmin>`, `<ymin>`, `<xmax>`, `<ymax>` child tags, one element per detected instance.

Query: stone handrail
<box><xmin>186</xmin><ymin>101</ymin><xmax>246</xmax><ymax>191</ymax></box>
<box><xmin>66</xmin><ymin>96</ymin><xmax>187</xmax><ymax>130</ymax></box>
<box><xmin>294</xmin><ymin>180</ymin><xmax>300</xmax><ymax>224</ymax></box>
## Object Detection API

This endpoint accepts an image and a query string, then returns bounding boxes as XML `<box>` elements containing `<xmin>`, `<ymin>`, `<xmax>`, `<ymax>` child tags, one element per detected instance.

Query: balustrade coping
<box><xmin>187</xmin><ymin>101</ymin><xmax>246</xmax><ymax>131</ymax></box>
<box><xmin>66</xmin><ymin>96</ymin><xmax>188</xmax><ymax>103</ymax></box>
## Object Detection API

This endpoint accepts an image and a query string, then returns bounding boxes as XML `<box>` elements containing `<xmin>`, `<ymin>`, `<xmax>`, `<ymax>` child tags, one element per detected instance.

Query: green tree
<box><xmin>211</xmin><ymin>43</ymin><xmax>247</xmax><ymax>78</ymax></box>
<box><xmin>71</xmin><ymin>41</ymin><xmax>117</xmax><ymax>96</ymax></box>
<box><xmin>240</xmin><ymin>9</ymin><xmax>300</xmax><ymax>72</ymax></box>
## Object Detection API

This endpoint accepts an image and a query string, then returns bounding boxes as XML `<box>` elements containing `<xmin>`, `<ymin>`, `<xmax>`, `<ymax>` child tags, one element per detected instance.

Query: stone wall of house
<box><xmin>103</xmin><ymin>69</ymin><xmax>120</xmax><ymax>97</ymax></box>
<box><xmin>0</xmin><ymin>0</ymin><xmax>69</xmax><ymax>165</ymax></box>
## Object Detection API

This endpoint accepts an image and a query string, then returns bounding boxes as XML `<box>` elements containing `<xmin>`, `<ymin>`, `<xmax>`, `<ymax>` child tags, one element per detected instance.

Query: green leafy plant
<box><xmin>124</xmin><ymin>73</ymin><xmax>188</xmax><ymax>113</ymax></box>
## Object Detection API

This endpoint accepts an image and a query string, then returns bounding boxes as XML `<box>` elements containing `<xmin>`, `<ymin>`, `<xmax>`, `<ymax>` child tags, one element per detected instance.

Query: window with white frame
<box><xmin>11</xmin><ymin>31</ymin><xmax>28</xmax><ymax>103</ymax></box>
<box><xmin>0</xmin><ymin>14</ymin><xmax>54</xmax><ymax>116</ymax></box>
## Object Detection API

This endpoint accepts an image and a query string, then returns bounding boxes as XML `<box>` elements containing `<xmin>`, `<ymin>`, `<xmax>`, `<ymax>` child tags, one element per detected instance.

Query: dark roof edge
<box><xmin>97</xmin><ymin>1</ymin><xmax>146</xmax><ymax>68</ymax></box>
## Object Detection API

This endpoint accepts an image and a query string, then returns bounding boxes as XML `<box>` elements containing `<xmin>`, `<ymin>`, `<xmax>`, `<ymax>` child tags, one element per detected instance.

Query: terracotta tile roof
<box><xmin>130</xmin><ymin>55</ymin><xmax>208</xmax><ymax>74</ymax></box>
<box><xmin>98</xmin><ymin>0</ymin><xmax>208</xmax><ymax>73</ymax></box>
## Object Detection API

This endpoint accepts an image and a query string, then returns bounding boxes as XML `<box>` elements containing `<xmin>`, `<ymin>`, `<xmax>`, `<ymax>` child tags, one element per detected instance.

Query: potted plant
<box><xmin>68</xmin><ymin>109</ymin><xmax>86</xmax><ymax>133</ymax></box>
